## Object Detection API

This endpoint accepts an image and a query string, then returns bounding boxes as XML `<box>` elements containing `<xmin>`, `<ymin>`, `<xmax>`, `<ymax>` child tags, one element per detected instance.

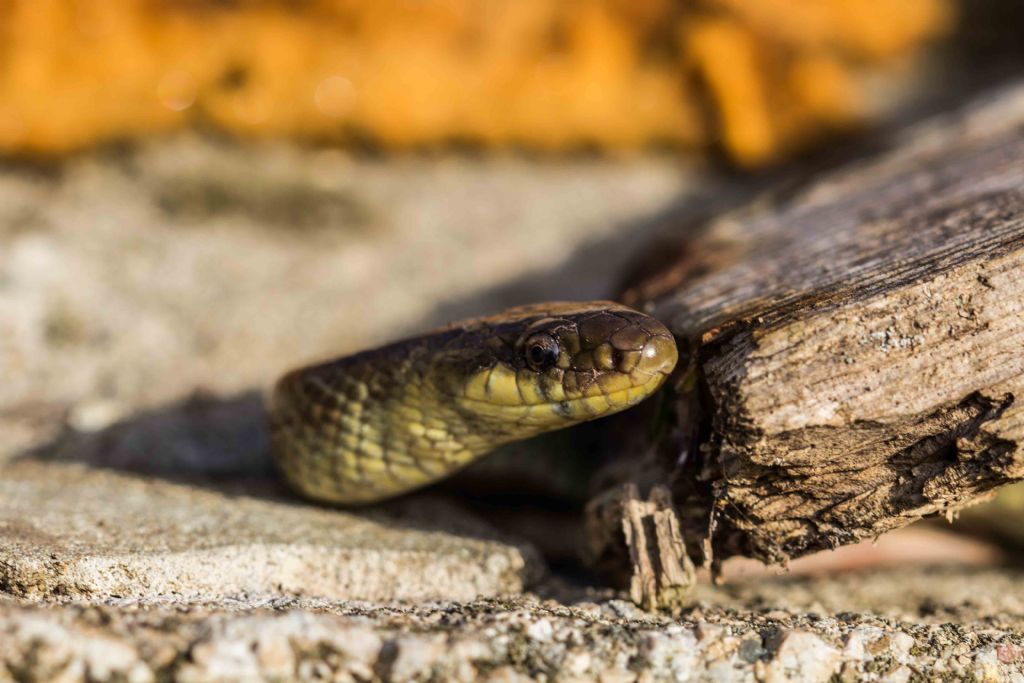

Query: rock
<box><xmin>523</xmin><ymin>617</ymin><xmax>554</xmax><ymax>643</ymax></box>
<box><xmin>0</xmin><ymin>460</ymin><xmax>543</xmax><ymax>602</ymax></box>
<box><xmin>3</xmin><ymin>575</ymin><xmax>1024</xmax><ymax>681</ymax></box>
<box><xmin>762</xmin><ymin>631</ymin><xmax>841</xmax><ymax>683</ymax></box>
<box><xmin>0</xmin><ymin>611</ymin><xmax>153</xmax><ymax>683</ymax></box>
<box><xmin>164</xmin><ymin>612</ymin><xmax>387</xmax><ymax>683</ymax></box>
<box><xmin>377</xmin><ymin>634</ymin><xmax>449</xmax><ymax>682</ymax></box>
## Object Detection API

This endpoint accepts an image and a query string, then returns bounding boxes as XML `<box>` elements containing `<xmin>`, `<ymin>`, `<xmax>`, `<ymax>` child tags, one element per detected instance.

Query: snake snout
<box><xmin>595</xmin><ymin>312</ymin><xmax>677</xmax><ymax>384</ymax></box>
<box><xmin>633</xmin><ymin>325</ymin><xmax>678</xmax><ymax>381</ymax></box>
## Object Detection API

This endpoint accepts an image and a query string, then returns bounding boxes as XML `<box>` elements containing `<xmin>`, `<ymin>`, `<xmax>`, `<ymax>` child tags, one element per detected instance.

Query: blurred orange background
<box><xmin>0</xmin><ymin>0</ymin><xmax>952</xmax><ymax>165</ymax></box>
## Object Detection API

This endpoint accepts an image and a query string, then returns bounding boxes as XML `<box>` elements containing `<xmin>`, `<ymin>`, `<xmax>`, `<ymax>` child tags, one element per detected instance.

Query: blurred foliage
<box><xmin>0</xmin><ymin>0</ymin><xmax>951</xmax><ymax>165</ymax></box>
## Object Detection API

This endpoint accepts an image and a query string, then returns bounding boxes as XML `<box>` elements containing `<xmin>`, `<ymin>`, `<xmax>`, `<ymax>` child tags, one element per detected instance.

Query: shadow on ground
<box><xmin>19</xmin><ymin>391</ymin><xmax>535</xmax><ymax>548</ymax></box>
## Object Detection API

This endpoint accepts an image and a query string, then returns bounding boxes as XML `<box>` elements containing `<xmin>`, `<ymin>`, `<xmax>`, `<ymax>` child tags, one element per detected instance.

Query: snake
<box><xmin>269</xmin><ymin>301</ymin><xmax>678</xmax><ymax>504</ymax></box>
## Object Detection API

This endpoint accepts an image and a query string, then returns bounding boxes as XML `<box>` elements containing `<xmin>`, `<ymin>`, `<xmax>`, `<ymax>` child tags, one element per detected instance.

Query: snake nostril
<box><xmin>616</xmin><ymin>348</ymin><xmax>642</xmax><ymax>373</ymax></box>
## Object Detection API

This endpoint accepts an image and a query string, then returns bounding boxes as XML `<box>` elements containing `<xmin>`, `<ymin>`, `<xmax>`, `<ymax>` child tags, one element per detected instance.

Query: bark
<box><xmin>613</xmin><ymin>82</ymin><xmax>1024</xmax><ymax>570</ymax></box>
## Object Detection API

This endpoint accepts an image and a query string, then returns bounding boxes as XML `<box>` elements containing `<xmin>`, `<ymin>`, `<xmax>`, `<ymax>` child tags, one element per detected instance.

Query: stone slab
<box><xmin>0</xmin><ymin>461</ymin><xmax>543</xmax><ymax>602</ymax></box>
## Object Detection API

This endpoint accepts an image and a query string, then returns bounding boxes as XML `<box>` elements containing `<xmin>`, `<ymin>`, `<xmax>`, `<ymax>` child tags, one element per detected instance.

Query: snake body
<box><xmin>269</xmin><ymin>301</ymin><xmax>678</xmax><ymax>504</ymax></box>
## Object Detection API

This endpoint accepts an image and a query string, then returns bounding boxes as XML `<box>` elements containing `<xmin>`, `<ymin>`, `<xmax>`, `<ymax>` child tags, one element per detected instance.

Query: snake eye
<box><xmin>525</xmin><ymin>334</ymin><xmax>560</xmax><ymax>370</ymax></box>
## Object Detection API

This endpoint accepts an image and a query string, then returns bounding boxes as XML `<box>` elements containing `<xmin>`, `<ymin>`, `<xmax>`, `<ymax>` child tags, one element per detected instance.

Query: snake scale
<box><xmin>269</xmin><ymin>301</ymin><xmax>678</xmax><ymax>504</ymax></box>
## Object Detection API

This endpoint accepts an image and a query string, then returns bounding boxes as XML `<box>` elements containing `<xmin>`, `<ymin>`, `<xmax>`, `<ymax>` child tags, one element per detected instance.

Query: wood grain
<box><xmin>637</xmin><ymin>83</ymin><xmax>1024</xmax><ymax>566</ymax></box>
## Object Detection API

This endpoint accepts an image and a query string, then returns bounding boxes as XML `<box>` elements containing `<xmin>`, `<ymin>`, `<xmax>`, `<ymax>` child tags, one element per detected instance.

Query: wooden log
<box><xmin>615</xmin><ymin>82</ymin><xmax>1024</xmax><ymax>571</ymax></box>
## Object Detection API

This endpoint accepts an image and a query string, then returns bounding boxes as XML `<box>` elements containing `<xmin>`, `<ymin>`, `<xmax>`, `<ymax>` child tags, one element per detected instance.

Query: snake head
<box><xmin>441</xmin><ymin>301</ymin><xmax>678</xmax><ymax>437</ymax></box>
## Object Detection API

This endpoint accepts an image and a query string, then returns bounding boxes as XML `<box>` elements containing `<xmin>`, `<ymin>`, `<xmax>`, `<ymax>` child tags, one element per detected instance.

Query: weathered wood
<box><xmin>585</xmin><ymin>483</ymin><xmax>696</xmax><ymax>611</ymax></box>
<box><xmin>621</xmin><ymin>82</ymin><xmax>1024</xmax><ymax>569</ymax></box>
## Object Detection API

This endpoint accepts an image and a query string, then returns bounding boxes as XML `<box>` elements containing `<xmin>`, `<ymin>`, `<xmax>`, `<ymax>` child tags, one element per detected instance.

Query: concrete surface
<box><xmin>0</xmin><ymin>460</ymin><xmax>542</xmax><ymax>602</ymax></box>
